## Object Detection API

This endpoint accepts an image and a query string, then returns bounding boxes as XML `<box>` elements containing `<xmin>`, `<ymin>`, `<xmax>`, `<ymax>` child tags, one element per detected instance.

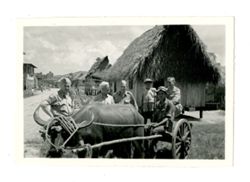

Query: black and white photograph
<box><xmin>20</xmin><ymin>18</ymin><xmax>233</xmax><ymax>162</ymax></box>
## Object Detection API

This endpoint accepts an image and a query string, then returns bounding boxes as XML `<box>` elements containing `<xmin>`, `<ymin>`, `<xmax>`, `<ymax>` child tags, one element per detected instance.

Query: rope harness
<box><xmin>45</xmin><ymin>116</ymin><xmax>80</xmax><ymax>150</ymax></box>
<box><xmin>56</xmin><ymin>115</ymin><xmax>78</xmax><ymax>133</ymax></box>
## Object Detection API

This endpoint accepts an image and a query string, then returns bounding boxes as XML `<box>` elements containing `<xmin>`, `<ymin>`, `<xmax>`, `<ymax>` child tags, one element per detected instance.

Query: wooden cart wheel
<box><xmin>172</xmin><ymin>119</ymin><xmax>191</xmax><ymax>159</ymax></box>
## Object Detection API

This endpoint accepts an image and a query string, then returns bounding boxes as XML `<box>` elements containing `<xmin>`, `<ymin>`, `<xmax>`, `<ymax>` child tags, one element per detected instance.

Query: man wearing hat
<box><xmin>153</xmin><ymin>86</ymin><xmax>175</xmax><ymax>125</ymax></box>
<box><xmin>146</xmin><ymin>86</ymin><xmax>175</xmax><ymax>158</ymax></box>
<box><xmin>140</xmin><ymin>78</ymin><xmax>156</xmax><ymax>124</ymax></box>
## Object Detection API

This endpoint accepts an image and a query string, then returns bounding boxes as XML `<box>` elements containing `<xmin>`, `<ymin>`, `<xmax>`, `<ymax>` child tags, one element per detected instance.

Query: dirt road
<box><xmin>24</xmin><ymin>89</ymin><xmax>59</xmax><ymax>157</ymax></box>
<box><xmin>24</xmin><ymin>89</ymin><xmax>59</xmax><ymax>141</ymax></box>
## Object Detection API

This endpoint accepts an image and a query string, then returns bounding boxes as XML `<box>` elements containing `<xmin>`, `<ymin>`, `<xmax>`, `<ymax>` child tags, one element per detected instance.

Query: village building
<box><xmin>71</xmin><ymin>71</ymin><xmax>87</xmax><ymax>88</ymax></box>
<box><xmin>100</xmin><ymin>25</ymin><xmax>221</xmax><ymax>118</ymax></box>
<box><xmin>85</xmin><ymin>56</ymin><xmax>111</xmax><ymax>95</ymax></box>
<box><xmin>23</xmin><ymin>63</ymin><xmax>38</xmax><ymax>90</ymax></box>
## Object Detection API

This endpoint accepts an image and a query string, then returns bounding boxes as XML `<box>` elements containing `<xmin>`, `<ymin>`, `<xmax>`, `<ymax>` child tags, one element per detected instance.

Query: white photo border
<box><xmin>16</xmin><ymin>16</ymin><xmax>234</xmax><ymax>167</ymax></box>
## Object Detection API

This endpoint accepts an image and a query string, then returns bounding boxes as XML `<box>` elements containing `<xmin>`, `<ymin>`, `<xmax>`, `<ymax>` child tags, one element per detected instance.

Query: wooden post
<box><xmin>199</xmin><ymin>108</ymin><xmax>203</xmax><ymax>119</ymax></box>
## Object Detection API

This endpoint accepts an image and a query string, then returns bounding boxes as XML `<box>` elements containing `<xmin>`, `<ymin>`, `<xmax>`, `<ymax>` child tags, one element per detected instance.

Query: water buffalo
<box><xmin>34</xmin><ymin>103</ymin><xmax>145</xmax><ymax>158</ymax></box>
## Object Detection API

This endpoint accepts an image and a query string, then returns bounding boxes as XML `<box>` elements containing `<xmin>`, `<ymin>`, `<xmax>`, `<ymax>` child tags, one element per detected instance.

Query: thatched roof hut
<box><xmin>107</xmin><ymin>25</ymin><xmax>220</xmax><ymax>84</ymax></box>
<box><xmin>71</xmin><ymin>71</ymin><xmax>87</xmax><ymax>87</ymax></box>
<box><xmin>85</xmin><ymin>56</ymin><xmax>111</xmax><ymax>80</ymax></box>
<box><xmin>104</xmin><ymin>25</ymin><xmax>221</xmax><ymax>116</ymax></box>
<box><xmin>92</xmin><ymin>69</ymin><xmax>111</xmax><ymax>80</ymax></box>
<box><xmin>84</xmin><ymin>56</ymin><xmax>111</xmax><ymax>95</ymax></box>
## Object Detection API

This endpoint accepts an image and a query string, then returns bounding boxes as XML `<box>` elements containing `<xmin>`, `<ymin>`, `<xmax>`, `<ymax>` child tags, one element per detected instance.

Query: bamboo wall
<box><xmin>111</xmin><ymin>80</ymin><xmax>206</xmax><ymax>108</ymax></box>
<box><xmin>174</xmin><ymin>82</ymin><xmax>206</xmax><ymax>107</ymax></box>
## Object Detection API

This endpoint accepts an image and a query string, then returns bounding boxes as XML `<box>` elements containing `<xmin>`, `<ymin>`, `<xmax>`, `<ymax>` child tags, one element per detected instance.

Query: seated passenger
<box><xmin>166</xmin><ymin>77</ymin><xmax>183</xmax><ymax>116</ymax></box>
<box><xmin>152</xmin><ymin>86</ymin><xmax>175</xmax><ymax>133</ymax></box>
<box><xmin>146</xmin><ymin>86</ymin><xmax>175</xmax><ymax>158</ymax></box>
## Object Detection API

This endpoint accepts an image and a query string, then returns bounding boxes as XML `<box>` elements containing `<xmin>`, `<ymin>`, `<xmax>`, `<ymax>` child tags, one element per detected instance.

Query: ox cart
<box><xmin>34</xmin><ymin>103</ymin><xmax>192</xmax><ymax>159</ymax></box>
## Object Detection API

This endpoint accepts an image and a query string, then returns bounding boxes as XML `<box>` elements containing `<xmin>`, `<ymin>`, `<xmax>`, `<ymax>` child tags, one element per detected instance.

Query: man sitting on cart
<box><xmin>166</xmin><ymin>77</ymin><xmax>183</xmax><ymax>116</ymax></box>
<box><xmin>151</xmin><ymin>86</ymin><xmax>175</xmax><ymax>133</ymax></box>
<box><xmin>144</xmin><ymin>86</ymin><xmax>175</xmax><ymax>158</ymax></box>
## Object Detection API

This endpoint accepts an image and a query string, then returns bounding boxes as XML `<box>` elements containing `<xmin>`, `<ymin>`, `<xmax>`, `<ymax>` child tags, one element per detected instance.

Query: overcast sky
<box><xmin>23</xmin><ymin>25</ymin><xmax>225</xmax><ymax>75</ymax></box>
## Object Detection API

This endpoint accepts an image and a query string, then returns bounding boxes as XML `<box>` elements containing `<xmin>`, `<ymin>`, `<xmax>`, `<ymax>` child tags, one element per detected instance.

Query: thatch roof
<box><xmin>107</xmin><ymin>25</ymin><xmax>220</xmax><ymax>84</ymax></box>
<box><xmin>71</xmin><ymin>71</ymin><xmax>87</xmax><ymax>81</ymax></box>
<box><xmin>85</xmin><ymin>56</ymin><xmax>111</xmax><ymax>79</ymax></box>
<box><xmin>91</xmin><ymin>65</ymin><xmax>111</xmax><ymax>80</ymax></box>
<box><xmin>208</xmin><ymin>52</ymin><xmax>225</xmax><ymax>85</ymax></box>
<box><xmin>23</xmin><ymin>63</ymin><xmax>37</xmax><ymax>68</ymax></box>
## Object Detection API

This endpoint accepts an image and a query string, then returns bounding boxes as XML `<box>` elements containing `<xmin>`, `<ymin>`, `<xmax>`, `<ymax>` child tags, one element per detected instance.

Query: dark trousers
<box><xmin>142</xmin><ymin>111</ymin><xmax>154</xmax><ymax>124</ymax></box>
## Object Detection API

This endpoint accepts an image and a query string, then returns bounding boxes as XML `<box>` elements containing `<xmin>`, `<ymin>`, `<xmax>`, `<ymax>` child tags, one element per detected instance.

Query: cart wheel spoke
<box><xmin>176</xmin><ymin>145</ymin><xmax>181</xmax><ymax>154</ymax></box>
<box><xmin>180</xmin><ymin>124</ymin><xmax>184</xmax><ymax>136</ymax></box>
<box><xmin>183</xmin><ymin>131</ymin><xmax>191</xmax><ymax>140</ymax></box>
<box><xmin>175</xmin><ymin>141</ymin><xmax>182</xmax><ymax>147</ymax></box>
<box><xmin>176</xmin><ymin>136</ymin><xmax>182</xmax><ymax>141</ymax></box>
<box><xmin>176</xmin><ymin>153</ymin><xmax>181</xmax><ymax>159</ymax></box>
<box><xmin>176</xmin><ymin>153</ymin><xmax>181</xmax><ymax>158</ymax></box>
<box><xmin>183</xmin><ymin>149</ymin><xmax>188</xmax><ymax>158</ymax></box>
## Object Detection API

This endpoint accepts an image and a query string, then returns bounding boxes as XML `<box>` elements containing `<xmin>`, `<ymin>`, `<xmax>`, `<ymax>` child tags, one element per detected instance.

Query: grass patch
<box><xmin>189</xmin><ymin>122</ymin><xmax>225</xmax><ymax>159</ymax></box>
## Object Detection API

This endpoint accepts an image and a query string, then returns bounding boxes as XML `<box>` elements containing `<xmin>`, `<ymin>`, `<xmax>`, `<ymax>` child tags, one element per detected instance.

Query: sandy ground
<box><xmin>24</xmin><ymin>89</ymin><xmax>58</xmax><ymax>141</ymax></box>
<box><xmin>23</xmin><ymin>90</ymin><xmax>225</xmax><ymax>158</ymax></box>
<box><xmin>24</xmin><ymin>89</ymin><xmax>59</xmax><ymax>157</ymax></box>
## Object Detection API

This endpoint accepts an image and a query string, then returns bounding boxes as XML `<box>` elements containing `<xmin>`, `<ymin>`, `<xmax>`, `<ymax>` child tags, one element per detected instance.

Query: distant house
<box><xmin>101</xmin><ymin>25</ymin><xmax>220</xmax><ymax>118</ymax></box>
<box><xmin>71</xmin><ymin>71</ymin><xmax>87</xmax><ymax>88</ymax></box>
<box><xmin>23</xmin><ymin>63</ymin><xmax>38</xmax><ymax>90</ymax></box>
<box><xmin>85</xmin><ymin>56</ymin><xmax>111</xmax><ymax>95</ymax></box>
<box><xmin>45</xmin><ymin>71</ymin><xmax>54</xmax><ymax>79</ymax></box>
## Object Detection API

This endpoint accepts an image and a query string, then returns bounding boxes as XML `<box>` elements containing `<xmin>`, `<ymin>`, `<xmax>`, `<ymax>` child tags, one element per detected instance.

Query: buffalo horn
<box><xmin>33</xmin><ymin>105</ymin><xmax>47</xmax><ymax>127</ymax></box>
